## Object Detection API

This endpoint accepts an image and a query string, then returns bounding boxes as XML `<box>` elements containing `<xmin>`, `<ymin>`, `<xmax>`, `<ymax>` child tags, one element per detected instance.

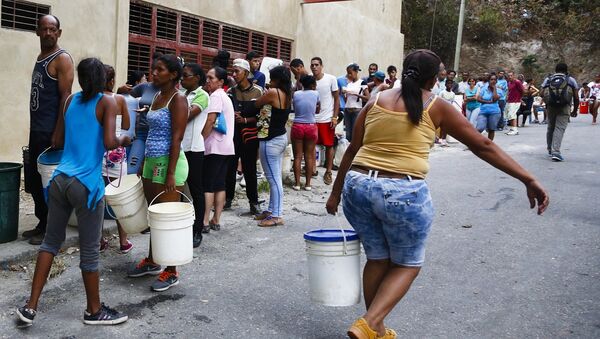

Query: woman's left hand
<box><xmin>165</xmin><ymin>174</ymin><xmax>176</xmax><ymax>193</ymax></box>
<box><xmin>326</xmin><ymin>193</ymin><xmax>341</xmax><ymax>215</ymax></box>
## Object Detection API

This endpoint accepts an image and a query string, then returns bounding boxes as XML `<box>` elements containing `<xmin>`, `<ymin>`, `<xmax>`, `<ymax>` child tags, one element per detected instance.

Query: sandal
<box><xmin>380</xmin><ymin>328</ymin><xmax>397</xmax><ymax>339</ymax></box>
<box><xmin>209</xmin><ymin>221</ymin><xmax>220</xmax><ymax>231</ymax></box>
<box><xmin>254</xmin><ymin>211</ymin><xmax>272</xmax><ymax>221</ymax></box>
<box><xmin>347</xmin><ymin>318</ymin><xmax>379</xmax><ymax>339</ymax></box>
<box><xmin>201</xmin><ymin>225</ymin><xmax>211</xmax><ymax>234</ymax></box>
<box><xmin>257</xmin><ymin>216</ymin><xmax>284</xmax><ymax>227</ymax></box>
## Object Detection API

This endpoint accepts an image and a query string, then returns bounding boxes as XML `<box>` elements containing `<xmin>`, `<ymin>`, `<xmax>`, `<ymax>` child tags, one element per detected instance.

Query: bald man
<box><xmin>24</xmin><ymin>15</ymin><xmax>74</xmax><ymax>245</ymax></box>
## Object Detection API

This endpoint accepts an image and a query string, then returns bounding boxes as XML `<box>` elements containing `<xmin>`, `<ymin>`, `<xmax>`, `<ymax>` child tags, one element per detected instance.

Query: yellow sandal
<box><xmin>347</xmin><ymin>318</ymin><xmax>379</xmax><ymax>339</ymax></box>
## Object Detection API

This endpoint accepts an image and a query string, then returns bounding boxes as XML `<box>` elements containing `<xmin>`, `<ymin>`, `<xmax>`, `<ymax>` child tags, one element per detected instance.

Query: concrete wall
<box><xmin>0</xmin><ymin>0</ymin><xmax>124</xmax><ymax>162</ymax></box>
<box><xmin>0</xmin><ymin>0</ymin><xmax>402</xmax><ymax>162</ymax></box>
<box><xmin>295</xmin><ymin>0</ymin><xmax>403</xmax><ymax>76</ymax></box>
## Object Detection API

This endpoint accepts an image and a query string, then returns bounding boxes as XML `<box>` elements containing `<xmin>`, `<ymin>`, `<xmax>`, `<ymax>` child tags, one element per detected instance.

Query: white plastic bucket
<box><xmin>304</xmin><ymin>229</ymin><xmax>361</xmax><ymax>306</ymax></box>
<box><xmin>104</xmin><ymin>175</ymin><xmax>148</xmax><ymax>234</ymax></box>
<box><xmin>37</xmin><ymin>148</ymin><xmax>62</xmax><ymax>188</ymax></box>
<box><xmin>37</xmin><ymin>148</ymin><xmax>79</xmax><ymax>227</ymax></box>
<box><xmin>148</xmin><ymin>191</ymin><xmax>194</xmax><ymax>266</ymax></box>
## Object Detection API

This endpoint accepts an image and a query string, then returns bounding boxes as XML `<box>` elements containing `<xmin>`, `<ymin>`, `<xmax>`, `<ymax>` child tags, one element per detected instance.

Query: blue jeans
<box><xmin>259</xmin><ymin>135</ymin><xmax>287</xmax><ymax>217</ymax></box>
<box><xmin>127</xmin><ymin>130</ymin><xmax>147</xmax><ymax>175</ymax></box>
<box><xmin>342</xmin><ymin>170</ymin><xmax>434</xmax><ymax>267</ymax></box>
<box><xmin>466</xmin><ymin>107</ymin><xmax>480</xmax><ymax>127</ymax></box>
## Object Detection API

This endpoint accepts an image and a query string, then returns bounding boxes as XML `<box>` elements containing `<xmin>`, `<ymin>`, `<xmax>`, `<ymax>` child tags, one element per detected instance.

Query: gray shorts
<box><xmin>40</xmin><ymin>174</ymin><xmax>104</xmax><ymax>272</ymax></box>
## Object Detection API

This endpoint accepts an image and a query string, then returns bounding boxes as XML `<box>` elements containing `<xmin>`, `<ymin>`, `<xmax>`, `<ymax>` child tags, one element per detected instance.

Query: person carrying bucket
<box><xmin>23</xmin><ymin>14</ymin><xmax>74</xmax><ymax>245</ymax></box>
<box><xmin>100</xmin><ymin>64</ymin><xmax>133</xmax><ymax>254</ymax></box>
<box><xmin>127</xmin><ymin>54</ymin><xmax>189</xmax><ymax>292</ymax></box>
<box><xmin>17</xmin><ymin>58</ymin><xmax>130</xmax><ymax>326</ymax></box>
<box><xmin>326</xmin><ymin>49</ymin><xmax>549</xmax><ymax>339</ymax></box>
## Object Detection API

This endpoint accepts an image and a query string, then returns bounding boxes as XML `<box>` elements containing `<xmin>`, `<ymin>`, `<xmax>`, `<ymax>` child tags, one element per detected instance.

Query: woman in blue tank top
<box><xmin>128</xmin><ymin>54</ymin><xmax>190</xmax><ymax>292</ymax></box>
<box><xmin>18</xmin><ymin>58</ymin><xmax>130</xmax><ymax>326</ymax></box>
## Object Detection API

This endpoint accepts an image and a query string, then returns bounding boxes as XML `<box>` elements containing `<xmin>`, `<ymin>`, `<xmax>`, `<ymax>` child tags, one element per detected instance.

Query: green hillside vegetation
<box><xmin>402</xmin><ymin>0</ymin><xmax>599</xmax><ymax>72</ymax></box>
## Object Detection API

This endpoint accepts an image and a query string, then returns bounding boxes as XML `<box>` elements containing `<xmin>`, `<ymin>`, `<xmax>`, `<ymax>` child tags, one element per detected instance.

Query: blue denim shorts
<box><xmin>476</xmin><ymin>113</ymin><xmax>501</xmax><ymax>132</ymax></box>
<box><xmin>342</xmin><ymin>170</ymin><xmax>434</xmax><ymax>267</ymax></box>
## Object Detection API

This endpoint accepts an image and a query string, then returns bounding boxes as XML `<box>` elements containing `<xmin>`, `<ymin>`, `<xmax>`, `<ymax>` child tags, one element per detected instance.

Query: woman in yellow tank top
<box><xmin>326</xmin><ymin>50</ymin><xmax>549</xmax><ymax>339</ymax></box>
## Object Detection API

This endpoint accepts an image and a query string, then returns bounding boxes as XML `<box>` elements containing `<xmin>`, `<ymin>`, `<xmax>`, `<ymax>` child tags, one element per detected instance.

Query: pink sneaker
<box><xmin>99</xmin><ymin>237</ymin><xmax>109</xmax><ymax>253</ymax></box>
<box><xmin>120</xmin><ymin>240</ymin><xmax>133</xmax><ymax>254</ymax></box>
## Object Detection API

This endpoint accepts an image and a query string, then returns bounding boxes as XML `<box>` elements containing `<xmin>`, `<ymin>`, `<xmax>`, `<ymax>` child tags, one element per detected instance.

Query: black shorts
<box><xmin>203</xmin><ymin>154</ymin><xmax>229</xmax><ymax>193</ymax></box>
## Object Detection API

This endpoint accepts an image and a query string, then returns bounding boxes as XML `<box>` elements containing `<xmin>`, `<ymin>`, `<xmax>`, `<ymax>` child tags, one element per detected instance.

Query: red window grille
<box><xmin>1</xmin><ymin>0</ymin><xmax>50</xmax><ymax>32</ymax></box>
<box><xmin>266</xmin><ymin>36</ymin><xmax>278</xmax><ymax>58</ymax></box>
<box><xmin>251</xmin><ymin>33</ymin><xmax>265</xmax><ymax>54</ymax></box>
<box><xmin>180</xmin><ymin>50</ymin><xmax>198</xmax><ymax>64</ymax></box>
<box><xmin>280</xmin><ymin>40</ymin><xmax>292</xmax><ymax>62</ymax></box>
<box><xmin>202</xmin><ymin>20</ymin><xmax>219</xmax><ymax>49</ymax></box>
<box><xmin>180</xmin><ymin>14</ymin><xmax>199</xmax><ymax>45</ymax></box>
<box><xmin>127</xmin><ymin>42</ymin><xmax>151</xmax><ymax>77</ymax></box>
<box><xmin>154</xmin><ymin>45</ymin><xmax>175</xmax><ymax>56</ymax></box>
<box><xmin>127</xmin><ymin>1</ymin><xmax>293</xmax><ymax>76</ymax></box>
<box><xmin>156</xmin><ymin>8</ymin><xmax>177</xmax><ymax>41</ymax></box>
<box><xmin>222</xmin><ymin>25</ymin><xmax>249</xmax><ymax>54</ymax></box>
<box><xmin>128</xmin><ymin>1</ymin><xmax>152</xmax><ymax>36</ymax></box>
<box><xmin>200</xmin><ymin>54</ymin><xmax>214</xmax><ymax>73</ymax></box>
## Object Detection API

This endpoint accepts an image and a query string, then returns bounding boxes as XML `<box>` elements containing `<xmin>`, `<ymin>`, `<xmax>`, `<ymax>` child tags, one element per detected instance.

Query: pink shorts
<box><xmin>291</xmin><ymin>123</ymin><xmax>318</xmax><ymax>142</ymax></box>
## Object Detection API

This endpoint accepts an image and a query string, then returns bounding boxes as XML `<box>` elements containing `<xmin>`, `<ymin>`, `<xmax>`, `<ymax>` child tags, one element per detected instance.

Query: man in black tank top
<box><xmin>23</xmin><ymin>15</ymin><xmax>74</xmax><ymax>245</ymax></box>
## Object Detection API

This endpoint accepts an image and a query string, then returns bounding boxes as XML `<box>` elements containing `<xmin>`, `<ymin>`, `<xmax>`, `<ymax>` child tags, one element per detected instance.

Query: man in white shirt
<box><xmin>310</xmin><ymin>57</ymin><xmax>340</xmax><ymax>185</ymax></box>
<box><xmin>588</xmin><ymin>73</ymin><xmax>600</xmax><ymax>124</ymax></box>
<box><xmin>458</xmin><ymin>71</ymin><xmax>469</xmax><ymax>94</ymax></box>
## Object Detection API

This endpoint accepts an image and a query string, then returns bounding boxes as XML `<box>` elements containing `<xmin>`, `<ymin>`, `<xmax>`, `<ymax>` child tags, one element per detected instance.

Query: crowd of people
<box><xmin>20</xmin><ymin>14</ymin><xmax>592</xmax><ymax>338</ymax></box>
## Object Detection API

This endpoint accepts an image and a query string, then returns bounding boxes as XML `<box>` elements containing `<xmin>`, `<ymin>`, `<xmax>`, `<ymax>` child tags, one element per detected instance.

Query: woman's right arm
<box><xmin>433</xmin><ymin>100</ymin><xmax>549</xmax><ymax>215</ymax></box>
<box><xmin>326</xmin><ymin>101</ymin><xmax>373</xmax><ymax>214</ymax></box>
<box><xmin>492</xmin><ymin>87</ymin><xmax>500</xmax><ymax>101</ymax></box>
<box><xmin>254</xmin><ymin>88</ymin><xmax>276</xmax><ymax>108</ymax></box>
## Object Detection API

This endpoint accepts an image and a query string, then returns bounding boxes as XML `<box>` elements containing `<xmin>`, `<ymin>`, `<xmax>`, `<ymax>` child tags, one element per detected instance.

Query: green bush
<box><xmin>468</xmin><ymin>8</ymin><xmax>503</xmax><ymax>44</ymax></box>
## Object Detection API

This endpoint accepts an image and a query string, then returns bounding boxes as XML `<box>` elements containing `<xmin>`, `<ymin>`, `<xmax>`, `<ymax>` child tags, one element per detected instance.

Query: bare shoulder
<box><xmin>54</xmin><ymin>52</ymin><xmax>74</xmax><ymax>70</ymax></box>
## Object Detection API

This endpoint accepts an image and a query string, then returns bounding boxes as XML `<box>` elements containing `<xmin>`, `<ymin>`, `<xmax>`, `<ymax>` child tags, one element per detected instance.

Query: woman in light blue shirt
<box><xmin>476</xmin><ymin>74</ymin><xmax>504</xmax><ymax>140</ymax></box>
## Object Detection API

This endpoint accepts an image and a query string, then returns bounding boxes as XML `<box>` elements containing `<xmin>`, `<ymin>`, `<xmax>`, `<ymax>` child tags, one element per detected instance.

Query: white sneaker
<box><xmin>506</xmin><ymin>130</ymin><xmax>519</xmax><ymax>136</ymax></box>
<box><xmin>440</xmin><ymin>139</ymin><xmax>450</xmax><ymax>147</ymax></box>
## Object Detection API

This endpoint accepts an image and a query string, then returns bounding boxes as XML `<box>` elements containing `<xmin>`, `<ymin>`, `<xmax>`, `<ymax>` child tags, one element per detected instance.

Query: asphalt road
<box><xmin>1</xmin><ymin>114</ymin><xmax>598</xmax><ymax>338</ymax></box>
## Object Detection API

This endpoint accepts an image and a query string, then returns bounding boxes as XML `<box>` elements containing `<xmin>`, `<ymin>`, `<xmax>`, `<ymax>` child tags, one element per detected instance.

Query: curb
<box><xmin>0</xmin><ymin>221</ymin><xmax>117</xmax><ymax>269</ymax></box>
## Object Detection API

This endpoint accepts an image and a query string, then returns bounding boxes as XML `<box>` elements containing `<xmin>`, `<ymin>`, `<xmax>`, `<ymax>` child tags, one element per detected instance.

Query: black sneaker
<box><xmin>16</xmin><ymin>306</ymin><xmax>36</xmax><ymax>324</ymax></box>
<box><xmin>22</xmin><ymin>227</ymin><xmax>44</xmax><ymax>239</ymax></box>
<box><xmin>249</xmin><ymin>202</ymin><xmax>261</xmax><ymax>216</ymax></box>
<box><xmin>83</xmin><ymin>303</ymin><xmax>128</xmax><ymax>325</ymax></box>
<box><xmin>193</xmin><ymin>231</ymin><xmax>203</xmax><ymax>248</ymax></box>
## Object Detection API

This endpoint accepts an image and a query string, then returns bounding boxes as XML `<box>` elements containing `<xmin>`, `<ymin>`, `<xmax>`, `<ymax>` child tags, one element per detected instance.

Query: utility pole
<box><xmin>429</xmin><ymin>0</ymin><xmax>438</xmax><ymax>50</ymax></box>
<box><xmin>453</xmin><ymin>0</ymin><xmax>466</xmax><ymax>72</ymax></box>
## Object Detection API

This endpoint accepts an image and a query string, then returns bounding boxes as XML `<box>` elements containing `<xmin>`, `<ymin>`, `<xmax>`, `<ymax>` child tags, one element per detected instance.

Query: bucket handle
<box><xmin>321</xmin><ymin>213</ymin><xmax>349</xmax><ymax>256</ymax></box>
<box><xmin>37</xmin><ymin>146</ymin><xmax>53</xmax><ymax>163</ymax></box>
<box><xmin>149</xmin><ymin>190</ymin><xmax>192</xmax><ymax>207</ymax></box>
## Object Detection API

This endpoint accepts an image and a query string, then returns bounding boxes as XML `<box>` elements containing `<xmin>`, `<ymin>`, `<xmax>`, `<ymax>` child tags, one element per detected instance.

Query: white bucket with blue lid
<box><xmin>304</xmin><ymin>229</ymin><xmax>361</xmax><ymax>306</ymax></box>
<box><xmin>37</xmin><ymin>148</ymin><xmax>77</xmax><ymax>226</ymax></box>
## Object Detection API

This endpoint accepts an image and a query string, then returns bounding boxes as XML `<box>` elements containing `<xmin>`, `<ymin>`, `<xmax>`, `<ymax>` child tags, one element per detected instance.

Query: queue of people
<box><xmin>19</xmin><ymin>14</ymin><xmax>582</xmax><ymax>338</ymax></box>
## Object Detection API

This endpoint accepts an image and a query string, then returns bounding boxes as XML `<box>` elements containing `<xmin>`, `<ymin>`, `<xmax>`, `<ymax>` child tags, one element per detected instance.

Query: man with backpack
<box><xmin>541</xmin><ymin>63</ymin><xmax>579</xmax><ymax>162</ymax></box>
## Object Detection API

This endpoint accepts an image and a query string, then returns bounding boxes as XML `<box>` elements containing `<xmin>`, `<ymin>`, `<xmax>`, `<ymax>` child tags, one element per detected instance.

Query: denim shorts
<box><xmin>476</xmin><ymin>113</ymin><xmax>501</xmax><ymax>132</ymax></box>
<box><xmin>342</xmin><ymin>170</ymin><xmax>434</xmax><ymax>267</ymax></box>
